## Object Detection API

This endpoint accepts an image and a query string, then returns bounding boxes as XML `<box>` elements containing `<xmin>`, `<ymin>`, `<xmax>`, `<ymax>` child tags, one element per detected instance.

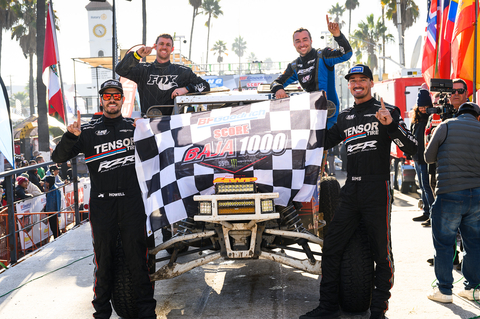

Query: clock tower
<box><xmin>85</xmin><ymin>1</ymin><xmax>112</xmax><ymax>57</ymax></box>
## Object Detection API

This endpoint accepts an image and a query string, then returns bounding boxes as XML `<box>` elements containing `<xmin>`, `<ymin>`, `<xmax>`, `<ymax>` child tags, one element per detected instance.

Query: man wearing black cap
<box><xmin>300</xmin><ymin>64</ymin><xmax>417</xmax><ymax>319</ymax></box>
<box><xmin>424</xmin><ymin>102</ymin><xmax>480</xmax><ymax>304</ymax></box>
<box><xmin>52</xmin><ymin>79</ymin><xmax>156</xmax><ymax>318</ymax></box>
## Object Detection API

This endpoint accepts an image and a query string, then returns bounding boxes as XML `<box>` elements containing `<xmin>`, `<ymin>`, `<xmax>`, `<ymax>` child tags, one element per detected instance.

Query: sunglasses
<box><xmin>451</xmin><ymin>88</ymin><xmax>466</xmax><ymax>95</ymax></box>
<box><xmin>101</xmin><ymin>93</ymin><xmax>123</xmax><ymax>101</ymax></box>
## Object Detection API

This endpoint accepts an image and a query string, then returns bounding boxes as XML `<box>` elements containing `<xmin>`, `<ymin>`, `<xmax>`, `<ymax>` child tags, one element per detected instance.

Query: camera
<box><xmin>427</xmin><ymin>78</ymin><xmax>456</xmax><ymax>120</ymax></box>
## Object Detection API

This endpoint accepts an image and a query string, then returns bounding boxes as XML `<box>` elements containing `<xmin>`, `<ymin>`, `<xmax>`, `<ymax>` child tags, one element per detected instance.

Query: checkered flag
<box><xmin>135</xmin><ymin>91</ymin><xmax>328</xmax><ymax>235</ymax></box>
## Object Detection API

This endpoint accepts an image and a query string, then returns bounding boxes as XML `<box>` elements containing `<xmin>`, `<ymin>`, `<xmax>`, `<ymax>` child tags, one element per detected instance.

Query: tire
<box><xmin>339</xmin><ymin>224</ymin><xmax>374</xmax><ymax>313</ymax></box>
<box><xmin>319</xmin><ymin>176</ymin><xmax>341</xmax><ymax>239</ymax></box>
<box><xmin>111</xmin><ymin>234</ymin><xmax>138</xmax><ymax>319</ymax></box>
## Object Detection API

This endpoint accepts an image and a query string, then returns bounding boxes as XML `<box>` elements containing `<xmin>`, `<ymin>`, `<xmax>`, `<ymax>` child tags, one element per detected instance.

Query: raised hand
<box><xmin>375</xmin><ymin>98</ymin><xmax>393</xmax><ymax>125</ymax></box>
<box><xmin>326</xmin><ymin>15</ymin><xmax>341</xmax><ymax>37</ymax></box>
<box><xmin>137</xmin><ymin>45</ymin><xmax>153</xmax><ymax>58</ymax></box>
<box><xmin>68</xmin><ymin>110</ymin><xmax>82</xmax><ymax>136</ymax></box>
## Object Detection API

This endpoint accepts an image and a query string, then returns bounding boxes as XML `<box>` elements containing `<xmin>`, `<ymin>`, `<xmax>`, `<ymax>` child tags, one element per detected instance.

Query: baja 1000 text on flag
<box><xmin>42</xmin><ymin>3</ymin><xmax>65</xmax><ymax>123</ymax></box>
<box><xmin>134</xmin><ymin>92</ymin><xmax>328</xmax><ymax>235</ymax></box>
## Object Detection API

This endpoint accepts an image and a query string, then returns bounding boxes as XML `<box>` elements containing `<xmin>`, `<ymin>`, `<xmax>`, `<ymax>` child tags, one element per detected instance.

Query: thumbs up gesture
<box><xmin>375</xmin><ymin>98</ymin><xmax>393</xmax><ymax>125</ymax></box>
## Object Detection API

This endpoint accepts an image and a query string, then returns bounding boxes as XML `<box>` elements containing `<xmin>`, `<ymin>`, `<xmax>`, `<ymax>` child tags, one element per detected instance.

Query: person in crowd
<box><xmin>20</xmin><ymin>172</ymin><xmax>42</xmax><ymax>197</ymax></box>
<box><xmin>52</xmin><ymin>79</ymin><xmax>156</xmax><ymax>319</ymax></box>
<box><xmin>35</xmin><ymin>155</ymin><xmax>46</xmax><ymax>179</ymax></box>
<box><xmin>15</xmin><ymin>176</ymin><xmax>33</xmax><ymax>201</ymax></box>
<box><xmin>43</xmin><ymin>176</ymin><xmax>61</xmax><ymax>239</ymax></box>
<box><xmin>48</xmin><ymin>165</ymin><xmax>63</xmax><ymax>186</ymax></box>
<box><xmin>27</xmin><ymin>160</ymin><xmax>43</xmax><ymax>191</ymax></box>
<box><xmin>299</xmin><ymin>64</ymin><xmax>417</xmax><ymax>319</ymax></box>
<box><xmin>270</xmin><ymin>15</ymin><xmax>352</xmax><ymax>129</ymax></box>
<box><xmin>59</xmin><ymin>161</ymin><xmax>71</xmax><ymax>181</ymax></box>
<box><xmin>425</xmin><ymin>102</ymin><xmax>480</xmax><ymax>303</ymax></box>
<box><xmin>116</xmin><ymin>33</ymin><xmax>210</xmax><ymax>116</ymax></box>
<box><xmin>411</xmin><ymin>90</ymin><xmax>435</xmax><ymax>223</ymax></box>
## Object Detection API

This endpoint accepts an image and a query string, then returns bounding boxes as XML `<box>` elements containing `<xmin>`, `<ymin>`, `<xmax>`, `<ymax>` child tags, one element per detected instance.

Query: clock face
<box><xmin>93</xmin><ymin>24</ymin><xmax>106</xmax><ymax>38</ymax></box>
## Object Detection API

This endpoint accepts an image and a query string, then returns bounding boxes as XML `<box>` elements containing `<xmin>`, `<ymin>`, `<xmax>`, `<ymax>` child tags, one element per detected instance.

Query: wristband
<box><xmin>133</xmin><ymin>51</ymin><xmax>142</xmax><ymax>61</ymax></box>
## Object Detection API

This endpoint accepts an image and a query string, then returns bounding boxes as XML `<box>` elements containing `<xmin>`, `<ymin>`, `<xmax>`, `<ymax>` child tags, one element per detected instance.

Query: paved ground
<box><xmin>0</xmin><ymin>169</ymin><xmax>479</xmax><ymax>319</ymax></box>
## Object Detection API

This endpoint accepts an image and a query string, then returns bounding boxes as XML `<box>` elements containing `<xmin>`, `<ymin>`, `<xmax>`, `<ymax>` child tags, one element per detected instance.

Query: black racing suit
<box><xmin>52</xmin><ymin>115</ymin><xmax>156</xmax><ymax>319</ymax></box>
<box><xmin>116</xmin><ymin>52</ymin><xmax>210</xmax><ymax>115</ymax></box>
<box><xmin>320</xmin><ymin>97</ymin><xmax>417</xmax><ymax>313</ymax></box>
<box><xmin>270</xmin><ymin>33</ymin><xmax>352</xmax><ymax>129</ymax></box>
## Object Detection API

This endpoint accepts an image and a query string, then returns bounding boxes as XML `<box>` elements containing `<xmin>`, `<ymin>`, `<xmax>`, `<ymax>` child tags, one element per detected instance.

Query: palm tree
<box><xmin>211</xmin><ymin>40</ymin><xmax>227</xmax><ymax>63</ymax></box>
<box><xmin>328</xmin><ymin>3</ymin><xmax>346</xmax><ymax>30</ymax></box>
<box><xmin>232</xmin><ymin>36</ymin><xmax>247</xmax><ymax>73</ymax></box>
<box><xmin>383</xmin><ymin>0</ymin><xmax>419</xmax><ymax>66</ymax></box>
<box><xmin>211</xmin><ymin>39</ymin><xmax>227</xmax><ymax>74</ymax></box>
<box><xmin>345</xmin><ymin>0</ymin><xmax>359</xmax><ymax>37</ymax></box>
<box><xmin>0</xmin><ymin>0</ymin><xmax>20</xmax><ymax>72</ymax></box>
<box><xmin>11</xmin><ymin>0</ymin><xmax>37</xmax><ymax>115</ymax></box>
<box><xmin>350</xmin><ymin>14</ymin><xmax>394</xmax><ymax>72</ymax></box>
<box><xmin>201</xmin><ymin>0</ymin><xmax>223</xmax><ymax>65</ymax></box>
<box><xmin>188</xmin><ymin>0</ymin><xmax>202</xmax><ymax>61</ymax></box>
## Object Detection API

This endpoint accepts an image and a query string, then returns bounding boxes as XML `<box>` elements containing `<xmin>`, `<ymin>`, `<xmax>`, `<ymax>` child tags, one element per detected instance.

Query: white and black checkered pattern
<box><xmin>134</xmin><ymin>91</ymin><xmax>328</xmax><ymax>235</ymax></box>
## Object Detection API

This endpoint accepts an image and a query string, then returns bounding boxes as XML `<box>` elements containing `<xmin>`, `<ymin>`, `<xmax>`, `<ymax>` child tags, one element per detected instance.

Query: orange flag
<box><xmin>451</xmin><ymin>0</ymin><xmax>479</xmax><ymax>94</ymax></box>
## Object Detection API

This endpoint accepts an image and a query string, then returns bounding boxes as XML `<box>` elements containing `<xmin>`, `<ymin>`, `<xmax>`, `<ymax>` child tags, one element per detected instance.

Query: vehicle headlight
<box><xmin>216</xmin><ymin>182</ymin><xmax>255</xmax><ymax>194</ymax></box>
<box><xmin>199</xmin><ymin>202</ymin><xmax>212</xmax><ymax>215</ymax></box>
<box><xmin>261</xmin><ymin>199</ymin><xmax>274</xmax><ymax>213</ymax></box>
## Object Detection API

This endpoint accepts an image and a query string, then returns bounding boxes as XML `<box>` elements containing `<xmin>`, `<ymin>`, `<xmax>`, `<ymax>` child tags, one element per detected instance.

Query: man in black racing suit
<box><xmin>52</xmin><ymin>79</ymin><xmax>156</xmax><ymax>319</ymax></box>
<box><xmin>300</xmin><ymin>65</ymin><xmax>417</xmax><ymax>319</ymax></box>
<box><xmin>116</xmin><ymin>33</ymin><xmax>210</xmax><ymax>115</ymax></box>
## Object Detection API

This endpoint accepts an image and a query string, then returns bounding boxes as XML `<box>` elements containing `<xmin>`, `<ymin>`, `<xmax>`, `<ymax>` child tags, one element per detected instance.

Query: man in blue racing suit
<box><xmin>270</xmin><ymin>15</ymin><xmax>352</xmax><ymax>129</ymax></box>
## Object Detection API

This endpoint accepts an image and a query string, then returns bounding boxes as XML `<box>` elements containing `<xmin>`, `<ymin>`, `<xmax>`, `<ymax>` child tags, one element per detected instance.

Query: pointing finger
<box><xmin>381</xmin><ymin>97</ymin><xmax>386</xmax><ymax>109</ymax></box>
<box><xmin>326</xmin><ymin>14</ymin><xmax>330</xmax><ymax>24</ymax></box>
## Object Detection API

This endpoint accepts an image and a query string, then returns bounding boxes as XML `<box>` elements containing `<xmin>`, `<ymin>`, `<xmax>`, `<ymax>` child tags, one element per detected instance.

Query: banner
<box><xmin>134</xmin><ymin>92</ymin><xmax>328</xmax><ymax>235</ymax></box>
<box><xmin>16</xmin><ymin>196</ymin><xmax>49</xmax><ymax>250</ymax></box>
<box><xmin>0</xmin><ymin>76</ymin><xmax>14</xmax><ymax>168</ymax></box>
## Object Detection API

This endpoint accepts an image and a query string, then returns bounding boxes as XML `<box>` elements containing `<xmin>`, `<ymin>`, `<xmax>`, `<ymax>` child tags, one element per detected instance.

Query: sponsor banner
<box><xmin>16</xmin><ymin>196</ymin><xmax>49</xmax><ymax>250</ymax></box>
<box><xmin>204</xmin><ymin>73</ymin><xmax>281</xmax><ymax>90</ymax></box>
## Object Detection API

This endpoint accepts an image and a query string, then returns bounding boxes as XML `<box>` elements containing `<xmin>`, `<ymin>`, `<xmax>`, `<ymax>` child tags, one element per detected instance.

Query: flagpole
<box><xmin>474</xmin><ymin>0</ymin><xmax>478</xmax><ymax>103</ymax></box>
<box><xmin>48</xmin><ymin>0</ymin><xmax>68</xmax><ymax>126</ymax></box>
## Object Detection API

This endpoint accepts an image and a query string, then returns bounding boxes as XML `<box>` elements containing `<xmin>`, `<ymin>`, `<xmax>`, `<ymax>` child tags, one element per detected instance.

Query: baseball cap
<box><xmin>345</xmin><ymin>64</ymin><xmax>373</xmax><ymax>81</ymax></box>
<box><xmin>49</xmin><ymin>165</ymin><xmax>59</xmax><ymax>172</ymax></box>
<box><xmin>458</xmin><ymin>102</ymin><xmax>480</xmax><ymax>116</ymax></box>
<box><xmin>99</xmin><ymin>79</ymin><xmax>123</xmax><ymax>94</ymax></box>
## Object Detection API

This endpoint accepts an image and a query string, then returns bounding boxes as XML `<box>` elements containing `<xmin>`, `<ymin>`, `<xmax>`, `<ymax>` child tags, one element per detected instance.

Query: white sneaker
<box><xmin>457</xmin><ymin>288</ymin><xmax>480</xmax><ymax>301</ymax></box>
<box><xmin>427</xmin><ymin>288</ymin><xmax>453</xmax><ymax>303</ymax></box>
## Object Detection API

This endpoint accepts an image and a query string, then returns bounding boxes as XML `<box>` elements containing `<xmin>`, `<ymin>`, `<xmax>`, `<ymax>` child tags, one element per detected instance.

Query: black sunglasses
<box><xmin>451</xmin><ymin>88</ymin><xmax>466</xmax><ymax>95</ymax></box>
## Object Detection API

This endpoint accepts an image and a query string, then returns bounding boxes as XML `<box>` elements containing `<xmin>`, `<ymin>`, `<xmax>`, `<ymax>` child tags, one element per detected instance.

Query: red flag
<box><xmin>42</xmin><ymin>3</ymin><xmax>65</xmax><ymax>123</ymax></box>
<box><xmin>451</xmin><ymin>0</ymin><xmax>478</xmax><ymax>94</ymax></box>
<box><xmin>422</xmin><ymin>0</ymin><xmax>440</xmax><ymax>87</ymax></box>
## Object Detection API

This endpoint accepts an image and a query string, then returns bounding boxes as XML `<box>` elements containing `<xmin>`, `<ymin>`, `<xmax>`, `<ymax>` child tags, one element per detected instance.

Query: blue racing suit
<box><xmin>270</xmin><ymin>33</ymin><xmax>352</xmax><ymax>129</ymax></box>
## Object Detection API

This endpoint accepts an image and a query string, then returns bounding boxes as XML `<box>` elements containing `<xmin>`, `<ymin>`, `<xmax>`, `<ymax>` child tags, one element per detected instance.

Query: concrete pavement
<box><xmin>0</xmin><ymin>170</ymin><xmax>479</xmax><ymax>318</ymax></box>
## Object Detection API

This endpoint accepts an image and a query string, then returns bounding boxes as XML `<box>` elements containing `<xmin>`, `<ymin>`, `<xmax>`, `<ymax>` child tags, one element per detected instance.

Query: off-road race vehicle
<box><xmin>111</xmin><ymin>87</ymin><xmax>374</xmax><ymax>319</ymax></box>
